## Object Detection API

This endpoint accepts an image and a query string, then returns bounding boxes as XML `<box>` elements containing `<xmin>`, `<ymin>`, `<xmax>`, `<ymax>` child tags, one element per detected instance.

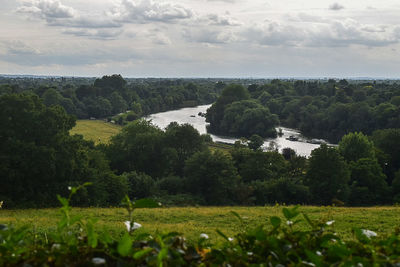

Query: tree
<box><xmin>217</xmin><ymin>100</ymin><xmax>278</xmax><ymax>138</ymax></box>
<box><xmin>184</xmin><ymin>150</ymin><xmax>239</xmax><ymax>205</ymax></box>
<box><xmin>248</xmin><ymin>134</ymin><xmax>264</xmax><ymax>151</ymax></box>
<box><xmin>123</xmin><ymin>171</ymin><xmax>155</xmax><ymax>199</ymax></box>
<box><xmin>348</xmin><ymin>158</ymin><xmax>389</xmax><ymax>205</ymax></box>
<box><xmin>338</xmin><ymin>132</ymin><xmax>375</xmax><ymax>162</ymax></box>
<box><xmin>371</xmin><ymin>129</ymin><xmax>400</xmax><ymax>183</ymax></box>
<box><xmin>164</xmin><ymin>122</ymin><xmax>206</xmax><ymax>175</ymax></box>
<box><xmin>0</xmin><ymin>93</ymin><xmax>125</xmax><ymax>207</ymax></box>
<box><xmin>106</xmin><ymin>119</ymin><xmax>168</xmax><ymax>178</ymax></box>
<box><xmin>206</xmin><ymin>84</ymin><xmax>250</xmax><ymax>133</ymax></box>
<box><xmin>109</xmin><ymin>92</ymin><xmax>128</xmax><ymax>114</ymax></box>
<box><xmin>305</xmin><ymin>144</ymin><xmax>350</xmax><ymax>205</ymax></box>
<box><xmin>230</xmin><ymin>148</ymin><xmax>287</xmax><ymax>183</ymax></box>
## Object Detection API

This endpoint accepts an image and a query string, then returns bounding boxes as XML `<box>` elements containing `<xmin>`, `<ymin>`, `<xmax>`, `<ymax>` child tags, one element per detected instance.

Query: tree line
<box><xmin>1</xmin><ymin>93</ymin><xmax>400</xmax><ymax>207</ymax></box>
<box><xmin>0</xmin><ymin>75</ymin><xmax>222</xmax><ymax>125</ymax></box>
<box><xmin>1</xmin><ymin>76</ymin><xmax>400</xmax><ymax>207</ymax></box>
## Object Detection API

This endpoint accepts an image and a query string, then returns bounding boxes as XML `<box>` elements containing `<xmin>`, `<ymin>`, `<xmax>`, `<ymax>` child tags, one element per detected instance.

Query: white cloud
<box><xmin>17</xmin><ymin>0</ymin><xmax>121</xmax><ymax>29</ymax></box>
<box><xmin>17</xmin><ymin>0</ymin><xmax>75</xmax><ymax>19</ymax></box>
<box><xmin>242</xmin><ymin>18</ymin><xmax>400</xmax><ymax>48</ymax></box>
<box><xmin>109</xmin><ymin>0</ymin><xmax>193</xmax><ymax>23</ymax></box>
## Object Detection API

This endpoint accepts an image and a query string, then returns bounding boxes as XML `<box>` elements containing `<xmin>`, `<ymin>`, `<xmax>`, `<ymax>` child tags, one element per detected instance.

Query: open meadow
<box><xmin>70</xmin><ymin>120</ymin><xmax>121</xmax><ymax>144</ymax></box>
<box><xmin>1</xmin><ymin>206</ymin><xmax>399</xmax><ymax>243</ymax></box>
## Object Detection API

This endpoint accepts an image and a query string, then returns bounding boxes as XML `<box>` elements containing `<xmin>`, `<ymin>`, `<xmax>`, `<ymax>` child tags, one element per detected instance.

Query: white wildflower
<box><xmin>51</xmin><ymin>243</ymin><xmax>61</xmax><ymax>250</ymax></box>
<box><xmin>68</xmin><ymin>186</ymin><xmax>72</xmax><ymax>191</ymax></box>
<box><xmin>228</xmin><ymin>237</ymin><xmax>234</xmax><ymax>242</ymax></box>
<box><xmin>158</xmin><ymin>202</ymin><xmax>162</xmax><ymax>206</ymax></box>
<box><xmin>316</xmin><ymin>250</ymin><xmax>322</xmax><ymax>256</ymax></box>
<box><xmin>200</xmin><ymin>233</ymin><xmax>209</xmax><ymax>239</ymax></box>
<box><xmin>124</xmin><ymin>221</ymin><xmax>142</xmax><ymax>232</ymax></box>
<box><xmin>326</xmin><ymin>220</ymin><xmax>335</xmax><ymax>226</ymax></box>
<box><xmin>286</xmin><ymin>220</ymin><xmax>293</xmax><ymax>226</ymax></box>
<box><xmin>361</xmin><ymin>229</ymin><xmax>377</xmax><ymax>238</ymax></box>
<box><xmin>92</xmin><ymin>257</ymin><xmax>106</xmax><ymax>265</ymax></box>
<box><xmin>302</xmin><ymin>261</ymin><xmax>316</xmax><ymax>267</ymax></box>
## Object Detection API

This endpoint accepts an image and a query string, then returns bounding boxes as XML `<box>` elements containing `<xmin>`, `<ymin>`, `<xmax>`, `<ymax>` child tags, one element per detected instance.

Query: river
<box><xmin>146</xmin><ymin>104</ymin><xmax>331</xmax><ymax>157</ymax></box>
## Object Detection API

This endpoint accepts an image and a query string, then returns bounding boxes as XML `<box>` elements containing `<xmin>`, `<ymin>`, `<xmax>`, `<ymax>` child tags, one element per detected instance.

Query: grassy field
<box><xmin>1</xmin><ymin>206</ymin><xmax>399</xmax><ymax>243</ymax></box>
<box><xmin>70</xmin><ymin>120</ymin><xmax>121</xmax><ymax>144</ymax></box>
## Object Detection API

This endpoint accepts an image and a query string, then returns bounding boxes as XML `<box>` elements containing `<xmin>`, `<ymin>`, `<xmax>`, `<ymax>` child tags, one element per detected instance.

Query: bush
<box><xmin>251</xmin><ymin>178</ymin><xmax>310</xmax><ymax>205</ymax></box>
<box><xmin>156</xmin><ymin>176</ymin><xmax>184</xmax><ymax>195</ymax></box>
<box><xmin>123</xmin><ymin>171</ymin><xmax>155</xmax><ymax>199</ymax></box>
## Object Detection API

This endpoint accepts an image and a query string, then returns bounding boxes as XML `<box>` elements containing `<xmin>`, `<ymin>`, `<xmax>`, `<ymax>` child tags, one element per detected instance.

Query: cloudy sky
<box><xmin>1</xmin><ymin>0</ymin><xmax>400</xmax><ymax>78</ymax></box>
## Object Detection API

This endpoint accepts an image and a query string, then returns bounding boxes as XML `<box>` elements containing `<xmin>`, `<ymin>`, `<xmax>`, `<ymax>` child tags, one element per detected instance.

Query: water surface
<box><xmin>146</xmin><ymin>104</ymin><xmax>331</xmax><ymax>157</ymax></box>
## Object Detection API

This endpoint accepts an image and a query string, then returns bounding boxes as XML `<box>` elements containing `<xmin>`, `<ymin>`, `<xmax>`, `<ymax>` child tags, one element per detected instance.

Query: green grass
<box><xmin>1</xmin><ymin>206</ymin><xmax>399</xmax><ymax>243</ymax></box>
<box><xmin>70</xmin><ymin>120</ymin><xmax>121</xmax><ymax>144</ymax></box>
<box><xmin>208</xmin><ymin>142</ymin><xmax>234</xmax><ymax>154</ymax></box>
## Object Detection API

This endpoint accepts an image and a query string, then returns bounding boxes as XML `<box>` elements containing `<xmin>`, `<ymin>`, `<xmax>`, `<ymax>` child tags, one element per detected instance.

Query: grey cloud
<box><xmin>329</xmin><ymin>3</ymin><xmax>344</xmax><ymax>11</ymax></box>
<box><xmin>48</xmin><ymin>17</ymin><xmax>121</xmax><ymax>28</ymax></box>
<box><xmin>2</xmin><ymin>40</ymin><xmax>41</xmax><ymax>55</ymax></box>
<box><xmin>242</xmin><ymin>22</ymin><xmax>304</xmax><ymax>46</ymax></box>
<box><xmin>0</xmin><ymin>47</ymin><xmax>139</xmax><ymax>67</ymax></box>
<box><xmin>242</xmin><ymin>19</ymin><xmax>400</xmax><ymax>48</ymax></box>
<box><xmin>110</xmin><ymin>0</ymin><xmax>193</xmax><ymax>23</ymax></box>
<box><xmin>205</xmin><ymin>0</ymin><xmax>237</xmax><ymax>2</ymax></box>
<box><xmin>204</xmin><ymin>13</ymin><xmax>241</xmax><ymax>26</ymax></box>
<box><xmin>62</xmin><ymin>29</ymin><xmax>123</xmax><ymax>40</ymax></box>
<box><xmin>182</xmin><ymin>28</ymin><xmax>236</xmax><ymax>44</ymax></box>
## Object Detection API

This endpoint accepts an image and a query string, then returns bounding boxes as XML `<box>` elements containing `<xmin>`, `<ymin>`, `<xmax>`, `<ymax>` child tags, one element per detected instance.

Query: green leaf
<box><xmin>157</xmin><ymin>247</ymin><xmax>168</xmax><ymax>267</ymax></box>
<box><xmin>133</xmin><ymin>199</ymin><xmax>161</xmax><ymax>209</ymax></box>
<box><xmin>230</xmin><ymin>211</ymin><xmax>243</xmax><ymax>224</ymax></box>
<box><xmin>305</xmin><ymin>249</ymin><xmax>322</xmax><ymax>266</ymax></box>
<box><xmin>282</xmin><ymin>206</ymin><xmax>300</xmax><ymax>220</ymax></box>
<box><xmin>270</xmin><ymin>216</ymin><xmax>281</xmax><ymax>228</ymax></box>
<box><xmin>133</xmin><ymin>247</ymin><xmax>153</xmax><ymax>260</ymax></box>
<box><xmin>216</xmin><ymin>229</ymin><xmax>229</xmax><ymax>241</ymax></box>
<box><xmin>118</xmin><ymin>233</ymin><xmax>133</xmax><ymax>257</ymax></box>
<box><xmin>302</xmin><ymin>213</ymin><xmax>314</xmax><ymax>228</ymax></box>
<box><xmin>86</xmin><ymin>219</ymin><xmax>98</xmax><ymax>248</ymax></box>
<box><xmin>57</xmin><ymin>195</ymin><xmax>68</xmax><ymax>207</ymax></box>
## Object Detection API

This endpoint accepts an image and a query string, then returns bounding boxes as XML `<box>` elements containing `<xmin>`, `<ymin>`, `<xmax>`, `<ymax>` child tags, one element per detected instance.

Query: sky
<box><xmin>0</xmin><ymin>0</ymin><xmax>400</xmax><ymax>78</ymax></box>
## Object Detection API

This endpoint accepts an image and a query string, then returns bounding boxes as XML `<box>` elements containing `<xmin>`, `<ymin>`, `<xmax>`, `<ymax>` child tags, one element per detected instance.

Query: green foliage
<box><xmin>251</xmin><ymin>178</ymin><xmax>310</xmax><ymax>205</ymax></box>
<box><xmin>123</xmin><ymin>171</ymin><xmax>155</xmax><ymax>199</ymax></box>
<box><xmin>184</xmin><ymin>150</ymin><xmax>240</xmax><ymax>205</ymax></box>
<box><xmin>3</xmin><ymin>200</ymin><xmax>400</xmax><ymax>265</ymax></box>
<box><xmin>339</xmin><ymin>132</ymin><xmax>376</xmax><ymax>162</ymax></box>
<box><xmin>305</xmin><ymin>144</ymin><xmax>350</xmax><ymax>205</ymax></box>
<box><xmin>207</xmin><ymin>90</ymin><xmax>278</xmax><ymax>138</ymax></box>
<box><xmin>348</xmin><ymin>158</ymin><xmax>390</xmax><ymax>205</ymax></box>
<box><xmin>231</xmin><ymin>147</ymin><xmax>287</xmax><ymax>182</ymax></box>
<box><xmin>248</xmin><ymin>134</ymin><xmax>264</xmax><ymax>151</ymax></box>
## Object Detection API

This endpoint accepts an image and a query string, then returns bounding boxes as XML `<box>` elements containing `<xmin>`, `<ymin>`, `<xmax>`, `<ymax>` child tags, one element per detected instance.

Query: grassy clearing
<box><xmin>1</xmin><ymin>206</ymin><xmax>399</xmax><ymax>243</ymax></box>
<box><xmin>208</xmin><ymin>142</ymin><xmax>234</xmax><ymax>154</ymax></box>
<box><xmin>70</xmin><ymin>120</ymin><xmax>121</xmax><ymax>144</ymax></box>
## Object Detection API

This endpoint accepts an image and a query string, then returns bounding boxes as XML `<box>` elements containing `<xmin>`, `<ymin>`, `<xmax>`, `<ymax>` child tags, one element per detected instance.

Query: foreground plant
<box><xmin>1</xmin><ymin>191</ymin><xmax>400</xmax><ymax>266</ymax></box>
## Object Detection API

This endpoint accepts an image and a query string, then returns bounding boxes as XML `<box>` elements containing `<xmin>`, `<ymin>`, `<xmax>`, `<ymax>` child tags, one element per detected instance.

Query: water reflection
<box><xmin>146</xmin><ymin>104</ymin><xmax>332</xmax><ymax>157</ymax></box>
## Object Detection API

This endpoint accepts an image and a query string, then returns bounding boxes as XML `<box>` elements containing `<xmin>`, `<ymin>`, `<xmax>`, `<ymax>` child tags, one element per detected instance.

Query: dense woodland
<box><xmin>1</xmin><ymin>76</ymin><xmax>400</xmax><ymax>208</ymax></box>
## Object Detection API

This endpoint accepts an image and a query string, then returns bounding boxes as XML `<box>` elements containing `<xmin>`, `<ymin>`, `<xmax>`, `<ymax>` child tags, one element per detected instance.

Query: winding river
<box><xmin>146</xmin><ymin>104</ymin><xmax>332</xmax><ymax>157</ymax></box>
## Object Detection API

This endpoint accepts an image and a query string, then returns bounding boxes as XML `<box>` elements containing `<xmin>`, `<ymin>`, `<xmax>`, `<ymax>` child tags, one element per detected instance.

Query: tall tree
<box><xmin>305</xmin><ymin>144</ymin><xmax>350</xmax><ymax>205</ymax></box>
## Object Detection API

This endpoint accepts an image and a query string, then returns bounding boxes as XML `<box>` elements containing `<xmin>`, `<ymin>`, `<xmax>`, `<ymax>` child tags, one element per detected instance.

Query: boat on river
<box><xmin>286</xmin><ymin>135</ymin><xmax>299</xmax><ymax>141</ymax></box>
